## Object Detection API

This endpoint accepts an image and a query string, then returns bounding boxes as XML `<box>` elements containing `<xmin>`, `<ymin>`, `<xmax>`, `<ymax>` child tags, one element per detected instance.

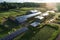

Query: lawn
<box><xmin>31</xmin><ymin>26</ymin><xmax>56</xmax><ymax>40</ymax></box>
<box><xmin>0</xmin><ymin>7</ymin><xmax>59</xmax><ymax>40</ymax></box>
<box><xmin>13</xmin><ymin>25</ymin><xmax>57</xmax><ymax>40</ymax></box>
<box><xmin>0</xmin><ymin>7</ymin><xmax>35</xmax><ymax>38</ymax></box>
<box><xmin>0</xmin><ymin>7</ymin><xmax>35</xmax><ymax>22</ymax></box>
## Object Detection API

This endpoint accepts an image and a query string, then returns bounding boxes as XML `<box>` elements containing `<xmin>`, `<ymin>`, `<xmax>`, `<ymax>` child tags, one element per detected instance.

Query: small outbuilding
<box><xmin>30</xmin><ymin>21</ymin><xmax>40</xmax><ymax>27</ymax></box>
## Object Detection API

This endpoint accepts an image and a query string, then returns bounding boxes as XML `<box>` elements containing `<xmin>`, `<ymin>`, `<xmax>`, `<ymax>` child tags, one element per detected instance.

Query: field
<box><xmin>14</xmin><ymin>24</ymin><xmax>59</xmax><ymax>40</ymax></box>
<box><xmin>0</xmin><ymin>7</ymin><xmax>37</xmax><ymax>38</ymax></box>
<box><xmin>0</xmin><ymin>7</ymin><xmax>60</xmax><ymax>40</ymax></box>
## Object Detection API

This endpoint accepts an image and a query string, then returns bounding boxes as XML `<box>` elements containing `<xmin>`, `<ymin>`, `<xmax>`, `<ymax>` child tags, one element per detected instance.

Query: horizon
<box><xmin>0</xmin><ymin>0</ymin><xmax>60</xmax><ymax>3</ymax></box>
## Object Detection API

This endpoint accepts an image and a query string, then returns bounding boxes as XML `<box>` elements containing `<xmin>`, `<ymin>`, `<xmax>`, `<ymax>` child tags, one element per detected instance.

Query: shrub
<box><xmin>48</xmin><ymin>30</ymin><xmax>59</xmax><ymax>40</ymax></box>
<box><xmin>44</xmin><ymin>24</ymin><xmax>59</xmax><ymax>30</ymax></box>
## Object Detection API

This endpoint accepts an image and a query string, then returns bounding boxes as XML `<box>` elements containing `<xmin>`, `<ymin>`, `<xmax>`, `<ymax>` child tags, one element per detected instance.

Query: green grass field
<box><xmin>0</xmin><ymin>7</ymin><xmax>60</xmax><ymax>40</ymax></box>
<box><xmin>31</xmin><ymin>26</ymin><xmax>56</xmax><ymax>40</ymax></box>
<box><xmin>0</xmin><ymin>7</ymin><xmax>36</xmax><ymax>38</ymax></box>
<box><xmin>14</xmin><ymin>25</ymin><xmax>57</xmax><ymax>40</ymax></box>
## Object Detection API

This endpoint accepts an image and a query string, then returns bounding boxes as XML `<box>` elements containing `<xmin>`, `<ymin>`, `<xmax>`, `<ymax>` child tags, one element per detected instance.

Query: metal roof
<box><xmin>41</xmin><ymin>12</ymin><xmax>49</xmax><ymax>16</ymax></box>
<box><xmin>16</xmin><ymin>15</ymin><xmax>27</xmax><ymax>23</ymax></box>
<box><xmin>16</xmin><ymin>12</ymin><xmax>41</xmax><ymax>23</ymax></box>
<box><xmin>35</xmin><ymin>16</ymin><xmax>44</xmax><ymax>20</ymax></box>
<box><xmin>30</xmin><ymin>10</ymin><xmax>38</xmax><ymax>13</ymax></box>
<box><xmin>30</xmin><ymin>22</ymin><xmax>40</xmax><ymax>27</ymax></box>
<box><xmin>46</xmin><ymin>10</ymin><xmax>55</xmax><ymax>13</ymax></box>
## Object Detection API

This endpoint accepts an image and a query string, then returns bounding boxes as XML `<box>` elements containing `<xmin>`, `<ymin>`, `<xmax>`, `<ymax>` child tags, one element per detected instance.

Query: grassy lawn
<box><xmin>0</xmin><ymin>31</ymin><xmax>8</xmax><ymax>38</ymax></box>
<box><xmin>0</xmin><ymin>7</ymin><xmax>35</xmax><ymax>38</ymax></box>
<box><xmin>0</xmin><ymin>7</ymin><xmax>59</xmax><ymax>40</ymax></box>
<box><xmin>13</xmin><ymin>25</ymin><xmax>57</xmax><ymax>40</ymax></box>
<box><xmin>31</xmin><ymin>26</ymin><xmax>56</xmax><ymax>40</ymax></box>
<box><xmin>0</xmin><ymin>7</ymin><xmax>35</xmax><ymax>22</ymax></box>
<box><xmin>0</xmin><ymin>20</ymin><xmax>22</xmax><ymax>38</ymax></box>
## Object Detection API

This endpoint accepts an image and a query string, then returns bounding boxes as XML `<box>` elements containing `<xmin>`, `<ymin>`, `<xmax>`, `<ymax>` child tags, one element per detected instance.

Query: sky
<box><xmin>0</xmin><ymin>0</ymin><xmax>60</xmax><ymax>3</ymax></box>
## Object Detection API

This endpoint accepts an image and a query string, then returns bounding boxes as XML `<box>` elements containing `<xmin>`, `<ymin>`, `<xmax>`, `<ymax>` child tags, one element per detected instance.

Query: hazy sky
<box><xmin>0</xmin><ymin>0</ymin><xmax>41</xmax><ymax>3</ymax></box>
<box><xmin>0</xmin><ymin>0</ymin><xmax>60</xmax><ymax>3</ymax></box>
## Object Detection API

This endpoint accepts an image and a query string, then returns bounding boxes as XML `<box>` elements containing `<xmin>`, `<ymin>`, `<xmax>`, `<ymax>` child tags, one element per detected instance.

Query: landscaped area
<box><xmin>13</xmin><ymin>24</ymin><xmax>59</xmax><ymax>40</ymax></box>
<box><xmin>0</xmin><ymin>2</ymin><xmax>60</xmax><ymax>40</ymax></box>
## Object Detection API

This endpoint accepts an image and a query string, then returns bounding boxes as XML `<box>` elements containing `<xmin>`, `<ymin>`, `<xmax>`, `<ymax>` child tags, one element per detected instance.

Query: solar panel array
<box><xmin>16</xmin><ymin>12</ymin><xmax>41</xmax><ymax>23</ymax></box>
<box><xmin>16</xmin><ymin>15</ymin><xmax>27</xmax><ymax>23</ymax></box>
<box><xmin>30</xmin><ymin>21</ymin><xmax>40</xmax><ymax>27</ymax></box>
<box><xmin>1</xmin><ymin>27</ymin><xmax>28</xmax><ymax>40</ymax></box>
<box><xmin>0</xmin><ymin>10</ymin><xmax>46</xmax><ymax>40</ymax></box>
<box><xmin>30</xmin><ymin>15</ymin><xmax>45</xmax><ymax>27</ymax></box>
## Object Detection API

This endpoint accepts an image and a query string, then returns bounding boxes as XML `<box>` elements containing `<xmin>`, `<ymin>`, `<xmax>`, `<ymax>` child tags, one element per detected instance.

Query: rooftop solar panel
<box><xmin>16</xmin><ymin>12</ymin><xmax>41</xmax><ymax>23</ymax></box>
<box><xmin>30</xmin><ymin>22</ymin><xmax>40</xmax><ymax>27</ymax></box>
<box><xmin>16</xmin><ymin>15</ymin><xmax>27</xmax><ymax>23</ymax></box>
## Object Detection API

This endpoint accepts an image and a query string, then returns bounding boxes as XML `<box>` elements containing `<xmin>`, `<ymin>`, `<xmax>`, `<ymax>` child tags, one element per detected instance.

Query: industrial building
<box><xmin>0</xmin><ymin>10</ymin><xmax>51</xmax><ymax>40</ymax></box>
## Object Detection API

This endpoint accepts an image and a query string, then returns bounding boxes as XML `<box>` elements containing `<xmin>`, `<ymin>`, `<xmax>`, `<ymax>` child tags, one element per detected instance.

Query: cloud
<box><xmin>0</xmin><ymin>0</ymin><xmax>4</xmax><ymax>2</ymax></box>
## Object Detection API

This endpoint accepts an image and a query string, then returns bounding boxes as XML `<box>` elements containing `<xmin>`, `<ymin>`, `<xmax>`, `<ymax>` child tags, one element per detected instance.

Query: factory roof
<box><xmin>30</xmin><ymin>21</ymin><xmax>40</xmax><ymax>27</ymax></box>
<box><xmin>35</xmin><ymin>16</ymin><xmax>44</xmax><ymax>20</ymax></box>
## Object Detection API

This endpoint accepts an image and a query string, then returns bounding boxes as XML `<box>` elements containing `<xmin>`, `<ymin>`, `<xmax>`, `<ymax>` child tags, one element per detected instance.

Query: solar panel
<box><xmin>16</xmin><ymin>15</ymin><xmax>27</xmax><ymax>23</ymax></box>
<box><xmin>30</xmin><ymin>22</ymin><xmax>40</xmax><ymax>27</ymax></box>
<box><xmin>1</xmin><ymin>27</ymin><xmax>28</xmax><ymax>40</ymax></box>
<box><xmin>16</xmin><ymin>12</ymin><xmax>41</xmax><ymax>23</ymax></box>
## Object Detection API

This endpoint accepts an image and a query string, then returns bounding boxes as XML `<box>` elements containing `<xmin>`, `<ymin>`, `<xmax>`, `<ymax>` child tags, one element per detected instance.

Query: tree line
<box><xmin>0</xmin><ymin>2</ymin><xmax>40</xmax><ymax>11</ymax></box>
